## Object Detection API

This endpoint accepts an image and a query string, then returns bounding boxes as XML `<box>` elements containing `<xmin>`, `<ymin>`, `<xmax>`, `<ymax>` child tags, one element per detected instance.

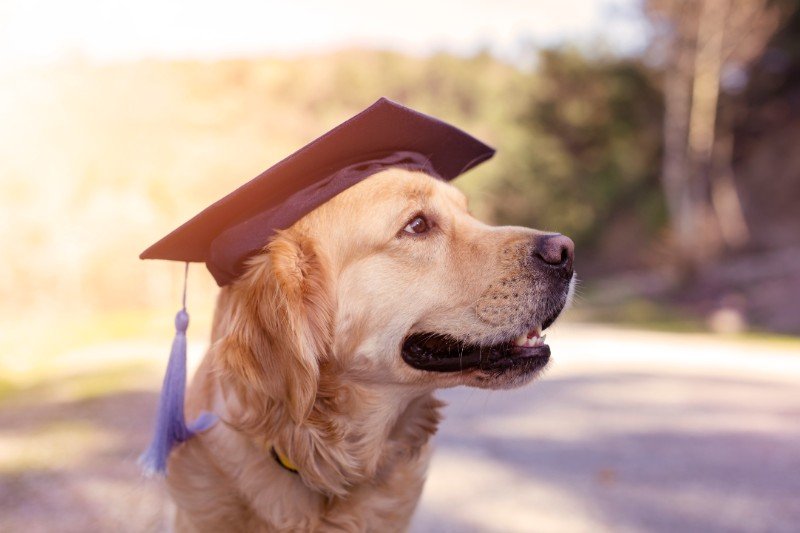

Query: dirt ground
<box><xmin>1</xmin><ymin>323</ymin><xmax>798</xmax><ymax>532</ymax></box>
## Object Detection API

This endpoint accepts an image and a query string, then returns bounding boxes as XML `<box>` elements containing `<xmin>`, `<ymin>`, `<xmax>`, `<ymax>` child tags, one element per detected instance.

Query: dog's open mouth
<box><xmin>401</xmin><ymin>325</ymin><xmax>551</xmax><ymax>373</ymax></box>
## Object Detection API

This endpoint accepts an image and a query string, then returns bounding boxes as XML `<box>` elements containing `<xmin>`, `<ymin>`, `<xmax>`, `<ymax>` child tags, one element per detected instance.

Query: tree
<box><xmin>489</xmin><ymin>49</ymin><xmax>664</xmax><ymax>268</ymax></box>
<box><xmin>645</xmin><ymin>0</ymin><xmax>787</xmax><ymax>273</ymax></box>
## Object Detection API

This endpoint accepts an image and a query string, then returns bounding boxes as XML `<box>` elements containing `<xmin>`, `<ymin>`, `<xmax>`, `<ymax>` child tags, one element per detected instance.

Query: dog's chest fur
<box><xmin>167</xmin><ymin>362</ymin><xmax>443</xmax><ymax>532</ymax></box>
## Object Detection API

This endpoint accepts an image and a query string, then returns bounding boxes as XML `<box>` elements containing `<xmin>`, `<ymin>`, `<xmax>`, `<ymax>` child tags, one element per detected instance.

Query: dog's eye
<box><xmin>402</xmin><ymin>215</ymin><xmax>430</xmax><ymax>235</ymax></box>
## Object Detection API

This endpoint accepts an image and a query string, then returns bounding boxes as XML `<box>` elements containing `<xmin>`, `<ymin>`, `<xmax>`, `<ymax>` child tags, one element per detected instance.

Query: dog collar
<box><xmin>271</xmin><ymin>446</ymin><xmax>299</xmax><ymax>474</ymax></box>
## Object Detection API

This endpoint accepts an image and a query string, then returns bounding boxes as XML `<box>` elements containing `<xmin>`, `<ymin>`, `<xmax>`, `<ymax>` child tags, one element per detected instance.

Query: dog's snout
<box><xmin>531</xmin><ymin>234</ymin><xmax>574</xmax><ymax>273</ymax></box>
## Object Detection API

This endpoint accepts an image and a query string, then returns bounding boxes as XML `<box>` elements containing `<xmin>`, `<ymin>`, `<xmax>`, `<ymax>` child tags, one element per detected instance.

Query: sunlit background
<box><xmin>1</xmin><ymin>0</ymin><xmax>799</xmax><ymax>531</ymax></box>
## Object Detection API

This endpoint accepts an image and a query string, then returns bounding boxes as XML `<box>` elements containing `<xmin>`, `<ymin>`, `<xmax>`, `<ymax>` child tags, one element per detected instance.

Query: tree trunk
<box><xmin>660</xmin><ymin>3</ymin><xmax>699</xmax><ymax>274</ymax></box>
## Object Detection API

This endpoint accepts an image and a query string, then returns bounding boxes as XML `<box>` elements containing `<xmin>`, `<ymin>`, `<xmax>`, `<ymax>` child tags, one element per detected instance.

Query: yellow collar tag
<box><xmin>270</xmin><ymin>446</ymin><xmax>299</xmax><ymax>474</ymax></box>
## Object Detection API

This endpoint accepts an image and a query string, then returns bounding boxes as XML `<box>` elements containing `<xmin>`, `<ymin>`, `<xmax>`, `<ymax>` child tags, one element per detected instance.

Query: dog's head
<box><xmin>216</xmin><ymin>168</ymin><xmax>574</xmax><ymax>421</ymax></box>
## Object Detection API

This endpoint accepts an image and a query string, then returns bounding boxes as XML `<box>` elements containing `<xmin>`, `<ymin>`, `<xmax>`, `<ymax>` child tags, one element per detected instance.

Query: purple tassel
<box><xmin>139</xmin><ymin>263</ymin><xmax>216</xmax><ymax>476</ymax></box>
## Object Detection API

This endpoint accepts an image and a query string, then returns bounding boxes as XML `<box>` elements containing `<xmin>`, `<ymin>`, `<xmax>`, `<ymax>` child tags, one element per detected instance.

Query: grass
<box><xmin>567</xmin><ymin>296</ymin><xmax>800</xmax><ymax>349</ymax></box>
<box><xmin>5</xmin><ymin>362</ymin><xmax>158</xmax><ymax>406</ymax></box>
<box><xmin>568</xmin><ymin>297</ymin><xmax>707</xmax><ymax>333</ymax></box>
<box><xmin>0</xmin><ymin>420</ymin><xmax>111</xmax><ymax>474</ymax></box>
<box><xmin>0</xmin><ymin>308</ymin><xmax>214</xmax><ymax>402</ymax></box>
<box><xmin>0</xmin><ymin>379</ymin><xmax>20</xmax><ymax>404</ymax></box>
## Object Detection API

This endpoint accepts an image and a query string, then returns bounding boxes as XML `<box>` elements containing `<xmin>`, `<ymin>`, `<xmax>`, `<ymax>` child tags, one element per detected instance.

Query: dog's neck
<box><xmin>209</xmin><ymin>286</ymin><xmax>444</xmax><ymax>498</ymax></box>
<box><xmin>272</xmin><ymin>372</ymin><xmax>444</xmax><ymax>497</ymax></box>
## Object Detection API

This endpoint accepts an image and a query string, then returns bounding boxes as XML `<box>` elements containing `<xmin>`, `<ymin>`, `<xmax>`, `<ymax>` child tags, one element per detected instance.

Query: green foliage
<box><xmin>486</xmin><ymin>48</ymin><xmax>666</xmax><ymax>255</ymax></box>
<box><xmin>1</xmin><ymin>48</ymin><xmax>669</xmax><ymax>317</ymax></box>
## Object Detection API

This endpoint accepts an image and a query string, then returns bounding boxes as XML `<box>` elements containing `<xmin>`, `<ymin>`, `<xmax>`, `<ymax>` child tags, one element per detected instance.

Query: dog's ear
<box><xmin>219</xmin><ymin>231</ymin><xmax>334</xmax><ymax>427</ymax></box>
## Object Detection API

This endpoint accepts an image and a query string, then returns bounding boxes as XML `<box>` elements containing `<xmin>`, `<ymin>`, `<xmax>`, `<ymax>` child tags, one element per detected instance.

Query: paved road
<box><xmin>1</xmin><ymin>324</ymin><xmax>798</xmax><ymax>532</ymax></box>
<box><xmin>411</xmin><ymin>324</ymin><xmax>800</xmax><ymax>532</ymax></box>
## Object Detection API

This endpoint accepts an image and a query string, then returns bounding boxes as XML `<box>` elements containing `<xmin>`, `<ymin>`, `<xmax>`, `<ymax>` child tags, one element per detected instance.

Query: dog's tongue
<box><xmin>513</xmin><ymin>326</ymin><xmax>545</xmax><ymax>348</ymax></box>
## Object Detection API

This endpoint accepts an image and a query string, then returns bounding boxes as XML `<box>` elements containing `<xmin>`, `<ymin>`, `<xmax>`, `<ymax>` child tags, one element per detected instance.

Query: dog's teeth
<box><xmin>525</xmin><ymin>325</ymin><xmax>542</xmax><ymax>339</ymax></box>
<box><xmin>515</xmin><ymin>330</ymin><xmax>547</xmax><ymax>348</ymax></box>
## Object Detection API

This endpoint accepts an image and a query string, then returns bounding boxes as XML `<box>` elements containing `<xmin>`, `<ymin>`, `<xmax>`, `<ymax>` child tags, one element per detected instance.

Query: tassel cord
<box><xmin>139</xmin><ymin>263</ymin><xmax>217</xmax><ymax>475</ymax></box>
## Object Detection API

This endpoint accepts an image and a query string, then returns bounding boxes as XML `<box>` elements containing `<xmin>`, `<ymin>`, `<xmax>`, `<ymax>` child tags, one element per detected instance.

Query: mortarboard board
<box><xmin>138</xmin><ymin>97</ymin><xmax>495</xmax><ymax>475</ymax></box>
<box><xmin>140</xmin><ymin>97</ymin><xmax>495</xmax><ymax>286</ymax></box>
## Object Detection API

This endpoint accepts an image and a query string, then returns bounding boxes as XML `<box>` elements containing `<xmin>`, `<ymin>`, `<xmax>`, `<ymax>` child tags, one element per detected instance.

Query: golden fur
<box><xmin>167</xmin><ymin>169</ymin><xmax>567</xmax><ymax>531</ymax></box>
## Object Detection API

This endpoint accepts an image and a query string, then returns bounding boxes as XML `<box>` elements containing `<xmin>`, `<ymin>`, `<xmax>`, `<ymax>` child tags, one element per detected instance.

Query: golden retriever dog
<box><xmin>167</xmin><ymin>167</ymin><xmax>575</xmax><ymax>531</ymax></box>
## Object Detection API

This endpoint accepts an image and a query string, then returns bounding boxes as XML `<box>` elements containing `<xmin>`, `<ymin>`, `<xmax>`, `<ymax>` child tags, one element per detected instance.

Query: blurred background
<box><xmin>1</xmin><ymin>0</ymin><xmax>799</xmax><ymax>531</ymax></box>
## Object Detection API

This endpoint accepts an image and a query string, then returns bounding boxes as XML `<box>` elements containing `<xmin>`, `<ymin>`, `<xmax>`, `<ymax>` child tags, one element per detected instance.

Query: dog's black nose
<box><xmin>531</xmin><ymin>233</ymin><xmax>574</xmax><ymax>274</ymax></box>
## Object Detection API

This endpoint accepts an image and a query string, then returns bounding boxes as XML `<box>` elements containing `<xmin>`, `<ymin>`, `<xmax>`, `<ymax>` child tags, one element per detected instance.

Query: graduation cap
<box><xmin>139</xmin><ymin>97</ymin><xmax>495</xmax><ymax>474</ymax></box>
